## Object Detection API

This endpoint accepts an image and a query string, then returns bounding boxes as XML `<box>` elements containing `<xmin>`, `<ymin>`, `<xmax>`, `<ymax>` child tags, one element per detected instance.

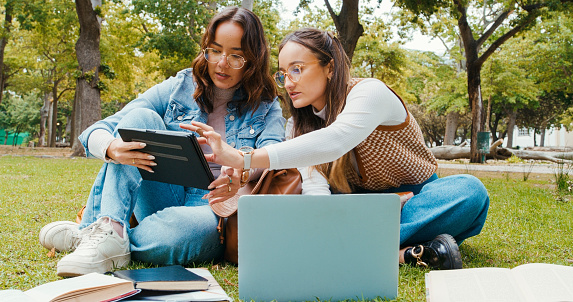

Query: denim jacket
<box><xmin>79</xmin><ymin>68</ymin><xmax>286</xmax><ymax>158</ymax></box>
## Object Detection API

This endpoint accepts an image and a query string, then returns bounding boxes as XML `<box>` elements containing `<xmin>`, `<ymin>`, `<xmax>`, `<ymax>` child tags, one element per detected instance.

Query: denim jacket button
<box><xmin>177</xmin><ymin>115</ymin><xmax>183</xmax><ymax>121</ymax></box>
<box><xmin>230</xmin><ymin>142</ymin><xmax>236</xmax><ymax>148</ymax></box>
<box><xmin>229</xmin><ymin>115</ymin><xmax>235</xmax><ymax>121</ymax></box>
<box><xmin>249</xmin><ymin>128</ymin><xmax>255</xmax><ymax>134</ymax></box>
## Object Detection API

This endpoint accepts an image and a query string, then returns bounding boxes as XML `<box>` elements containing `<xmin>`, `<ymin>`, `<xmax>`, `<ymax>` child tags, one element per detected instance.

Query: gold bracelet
<box><xmin>240</xmin><ymin>169</ymin><xmax>250</xmax><ymax>187</ymax></box>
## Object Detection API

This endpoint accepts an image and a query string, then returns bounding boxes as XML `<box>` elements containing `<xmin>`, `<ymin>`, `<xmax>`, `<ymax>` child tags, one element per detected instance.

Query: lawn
<box><xmin>0</xmin><ymin>155</ymin><xmax>572</xmax><ymax>301</ymax></box>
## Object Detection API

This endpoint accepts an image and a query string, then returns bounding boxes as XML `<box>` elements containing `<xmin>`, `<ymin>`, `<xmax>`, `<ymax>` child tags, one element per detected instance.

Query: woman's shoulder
<box><xmin>173</xmin><ymin>68</ymin><xmax>195</xmax><ymax>82</ymax></box>
<box><xmin>349</xmin><ymin>77</ymin><xmax>385</xmax><ymax>90</ymax></box>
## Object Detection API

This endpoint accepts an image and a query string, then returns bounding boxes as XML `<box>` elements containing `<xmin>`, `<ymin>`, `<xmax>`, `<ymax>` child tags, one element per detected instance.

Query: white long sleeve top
<box><xmin>274</xmin><ymin>78</ymin><xmax>408</xmax><ymax>194</ymax></box>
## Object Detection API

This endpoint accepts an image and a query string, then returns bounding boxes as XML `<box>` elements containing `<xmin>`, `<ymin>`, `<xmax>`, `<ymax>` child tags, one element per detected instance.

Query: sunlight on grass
<box><xmin>1</xmin><ymin>156</ymin><xmax>572</xmax><ymax>301</ymax></box>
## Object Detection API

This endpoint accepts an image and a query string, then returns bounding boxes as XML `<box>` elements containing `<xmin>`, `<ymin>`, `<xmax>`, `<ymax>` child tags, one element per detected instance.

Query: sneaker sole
<box><xmin>435</xmin><ymin>234</ymin><xmax>462</xmax><ymax>269</ymax></box>
<box><xmin>56</xmin><ymin>253</ymin><xmax>131</xmax><ymax>277</ymax></box>
<box><xmin>39</xmin><ymin>221</ymin><xmax>80</xmax><ymax>252</ymax></box>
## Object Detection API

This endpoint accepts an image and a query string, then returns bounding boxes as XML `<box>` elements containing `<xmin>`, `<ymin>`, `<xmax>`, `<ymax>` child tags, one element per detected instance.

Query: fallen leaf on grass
<box><xmin>47</xmin><ymin>248</ymin><xmax>56</xmax><ymax>258</ymax></box>
<box><xmin>224</xmin><ymin>279</ymin><xmax>237</xmax><ymax>287</ymax></box>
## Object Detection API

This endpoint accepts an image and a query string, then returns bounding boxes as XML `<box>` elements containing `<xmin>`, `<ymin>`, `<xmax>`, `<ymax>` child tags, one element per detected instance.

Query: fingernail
<box><xmin>140</xmin><ymin>143</ymin><xmax>146</xmax><ymax>147</ymax></box>
<box><xmin>148</xmin><ymin>170</ymin><xmax>154</xmax><ymax>173</ymax></box>
<box><xmin>208</xmin><ymin>185</ymin><xmax>214</xmax><ymax>189</ymax></box>
<box><xmin>150</xmin><ymin>162</ymin><xmax>157</xmax><ymax>166</ymax></box>
<box><xmin>148</xmin><ymin>155</ymin><xmax>155</xmax><ymax>160</ymax></box>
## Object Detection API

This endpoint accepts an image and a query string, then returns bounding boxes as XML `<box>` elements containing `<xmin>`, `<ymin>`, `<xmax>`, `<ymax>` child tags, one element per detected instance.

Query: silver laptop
<box><xmin>238</xmin><ymin>194</ymin><xmax>400</xmax><ymax>302</ymax></box>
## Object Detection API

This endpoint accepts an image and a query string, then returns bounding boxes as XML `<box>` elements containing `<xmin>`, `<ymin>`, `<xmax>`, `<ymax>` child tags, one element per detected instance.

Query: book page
<box><xmin>24</xmin><ymin>273</ymin><xmax>134</xmax><ymax>302</ymax></box>
<box><xmin>512</xmin><ymin>263</ymin><xmax>573</xmax><ymax>302</ymax></box>
<box><xmin>0</xmin><ymin>289</ymin><xmax>38</xmax><ymax>302</ymax></box>
<box><xmin>426</xmin><ymin>267</ymin><xmax>529</xmax><ymax>302</ymax></box>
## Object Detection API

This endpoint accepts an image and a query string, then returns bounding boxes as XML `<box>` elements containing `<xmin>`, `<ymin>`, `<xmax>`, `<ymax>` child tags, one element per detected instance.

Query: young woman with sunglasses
<box><xmin>38</xmin><ymin>7</ymin><xmax>286</xmax><ymax>276</ymax></box>
<box><xmin>188</xmin><ymin>28</ymin><xmax>490</xmax><ymax>270</ymax></box>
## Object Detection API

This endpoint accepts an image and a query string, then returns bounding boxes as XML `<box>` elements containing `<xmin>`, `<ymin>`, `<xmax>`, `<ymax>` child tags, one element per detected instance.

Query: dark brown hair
<box><xmin>279</xmin><ymin>28</ymin><xmax>354</xmax><ymax>192</ymax></box>
<box><xmin>192</xmin><ymin>7</ymin><xmax>276</xmax><ymax>114</ymax></box>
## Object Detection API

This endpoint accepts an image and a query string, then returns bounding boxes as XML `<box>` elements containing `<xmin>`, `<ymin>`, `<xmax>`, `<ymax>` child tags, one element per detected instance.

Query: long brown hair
<box><xmin>192</xmin><ymin>7</ymin><xmax>276</xmax><ymax>114</ymax></box>
<box><xmin>279</xmin><ymin>28</ymin><xmax>355</xmax><ymax>193</ymax></box>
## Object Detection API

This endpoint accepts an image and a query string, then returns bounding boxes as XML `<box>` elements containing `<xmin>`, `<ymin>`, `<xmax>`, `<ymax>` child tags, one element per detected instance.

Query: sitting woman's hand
<box><xmin>180</xmin><ymin>122</ymin><xmax>243</xmax><ymax>170</ymax></box>
<box><xmin>203</xmin><ymin>166</ymin><xmax>242</xmax><ymax>204</ymax></box>
<box><xmin>106</xmin><ymin>138</ymin><xmax>156</xmax><ymax>172</ymax></box>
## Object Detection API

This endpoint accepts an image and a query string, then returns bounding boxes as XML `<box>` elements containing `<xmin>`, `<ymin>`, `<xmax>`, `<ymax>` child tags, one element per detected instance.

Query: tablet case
<box><xmin>118</xmin><ymin>128</ymin><xmax>215</xmax><ymax>190</ymax></box>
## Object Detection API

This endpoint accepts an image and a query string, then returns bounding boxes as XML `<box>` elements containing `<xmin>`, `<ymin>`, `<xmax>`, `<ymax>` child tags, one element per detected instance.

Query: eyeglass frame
<box><xmin>273</xmin><ymin>60</ymin><xmax>321</xmax><ymax>88</ymax></box>
<box><xmin>202</xmin><ymin>48</ymin><xmax>247</xmax><ymax>69</ymax></box>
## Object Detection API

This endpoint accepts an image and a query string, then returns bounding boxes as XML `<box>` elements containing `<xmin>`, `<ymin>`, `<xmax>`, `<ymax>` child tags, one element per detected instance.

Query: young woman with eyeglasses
<box><xmin>39</xmin><ymin>7</ymin><xmax>286</xmax><ymax>276</ymax></box>
<box><xmin>188</xmin><ymin>28</ymin><xmax>490</xmax><ymax>270</ymax></box>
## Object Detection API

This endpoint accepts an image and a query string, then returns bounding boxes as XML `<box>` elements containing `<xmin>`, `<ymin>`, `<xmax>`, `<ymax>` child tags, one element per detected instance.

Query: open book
<box><xmin>0</xmin><ymin>272</ymin><xmax>140</xmax><ymax>302</ymax></box>
<box><xmin>425</xmin><ymin>263</ymin><xmax>573</xmax><ymax>302</ymax></box>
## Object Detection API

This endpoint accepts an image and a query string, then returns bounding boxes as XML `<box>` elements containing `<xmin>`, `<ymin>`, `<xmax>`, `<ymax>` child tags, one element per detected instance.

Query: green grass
<box><xmin>1</xmin><ymin>156</ymin><xmax>572</xmax><ymax>301</ymax></box>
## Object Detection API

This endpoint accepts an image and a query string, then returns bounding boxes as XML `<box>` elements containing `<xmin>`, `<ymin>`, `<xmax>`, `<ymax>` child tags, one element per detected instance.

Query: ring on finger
<box><xmin>227</xmin><ymin>184</ymin><xmax>232</xmax><ymax>192</ymax></box>
<box><xmin>132</xmin><ymin>158</ymin><xmax>135</xmax><ymax>164</ymax></box>
<box><xmin>227</xmin><ymin>175</ymin><xmax>232</xmax><ymax>184</ymax></box>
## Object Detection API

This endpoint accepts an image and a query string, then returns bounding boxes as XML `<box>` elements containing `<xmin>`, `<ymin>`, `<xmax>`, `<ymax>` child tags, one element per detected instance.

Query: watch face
<box><xmin>239</xmin><ymin>146</ymin><xmax>254</xmax><ymax>153</ymax></box>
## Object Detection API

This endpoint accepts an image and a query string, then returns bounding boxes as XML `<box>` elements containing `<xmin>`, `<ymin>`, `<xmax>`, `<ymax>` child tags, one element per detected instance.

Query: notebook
<box><xmin>238</xmin><ymin>194</ymin><xmax>400</xmax><ymax>302</ymax></box>
<box><xmin>112</xmin><ymin>265</ymin><xmax>208</xmax><ymax>291</ymax></box>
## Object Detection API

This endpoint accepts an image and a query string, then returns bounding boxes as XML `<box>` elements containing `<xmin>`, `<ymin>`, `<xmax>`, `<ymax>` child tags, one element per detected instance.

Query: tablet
<box><xmin>118</xmin><ymin>128</ymin><xmax>215</xmax><ymax>190</ymax></box>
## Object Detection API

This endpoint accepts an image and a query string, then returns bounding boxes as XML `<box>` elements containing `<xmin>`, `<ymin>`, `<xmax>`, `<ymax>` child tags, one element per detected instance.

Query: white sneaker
<box><xmin>56</xmin><ymin>217</ymin><xmax>130</xmax><ymax>277</ymax></box>
<box><xmin>39</xmin><ymin>221</ymin><xmax>82</xmax><ymax>252</ymax></box>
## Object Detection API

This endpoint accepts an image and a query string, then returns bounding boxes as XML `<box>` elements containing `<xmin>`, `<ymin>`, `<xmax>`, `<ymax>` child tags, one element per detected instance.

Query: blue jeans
<box><xmin>358</xmin><ymin>174</ymin><xmax>489</xmax><ymax>247</ymax></box>
<box><xmin>79</xmin><ymin>108</ymin><xmax>224</xmax><ymax>265</ymax></box>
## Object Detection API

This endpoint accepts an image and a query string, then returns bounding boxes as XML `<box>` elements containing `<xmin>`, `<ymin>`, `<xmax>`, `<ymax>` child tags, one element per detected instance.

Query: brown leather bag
<box><xmin>210</xmin><ymin>168</ymin><xmax>302</xmax><ymax>264</ymax></box>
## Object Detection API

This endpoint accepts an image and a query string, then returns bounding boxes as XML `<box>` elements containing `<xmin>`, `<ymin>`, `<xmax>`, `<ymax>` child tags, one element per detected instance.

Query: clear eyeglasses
<box><xmin>273</xmin><ymin>61</ymin><xmax>320</xmax><ymax>88</ymax></box>
<box><xmin>203</xmin><ymin>48</ymin><xmax>247</xmax><ymax>69</ymax></box>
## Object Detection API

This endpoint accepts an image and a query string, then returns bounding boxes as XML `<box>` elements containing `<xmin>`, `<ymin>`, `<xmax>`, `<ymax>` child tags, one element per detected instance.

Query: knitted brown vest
<box><xmin>345</xmin><ymin>79</ymin><xmax>437</xmax><ymax>191</ymax></box>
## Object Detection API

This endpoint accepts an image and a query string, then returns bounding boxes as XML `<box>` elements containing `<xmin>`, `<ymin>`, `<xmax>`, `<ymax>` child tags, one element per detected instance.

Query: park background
<box><xmin>0</xmin><ymin>0</ymin><xmax>573</xmax><ymax>301</ymax></box>
<box><xmin>0</xmin><ymin>0</ymin><xmax>571</xmax><ymax>160</ymax></box>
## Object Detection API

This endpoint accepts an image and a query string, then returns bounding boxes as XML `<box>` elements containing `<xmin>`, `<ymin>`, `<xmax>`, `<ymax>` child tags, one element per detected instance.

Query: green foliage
<box><xmin>506</xmin><ymin>154</ymin><xmax>524</xmax><ymax>164</ymax></box>
<box><xmin>352</xmin><ymin>20</ymin><xmax>405</xmax><ymax>81</ymax></box>
<box><xmin>130</xmin><ymin>0</ymin><xmax>218</xmax><ymax>67</ymax></box>
<box><xmin>554</xmin><ymin>162</ymin><xmax>572</xmax><ymax>194</ymax></box>
<box><xmin>98</xmin><ymin>0</ymin><xmax>165</xmax><ymax>105</ymax></box>
<box><xmin>0</xmin><ymin>93</ymin><xmax>42</xmax><ymax>141</ymax></box>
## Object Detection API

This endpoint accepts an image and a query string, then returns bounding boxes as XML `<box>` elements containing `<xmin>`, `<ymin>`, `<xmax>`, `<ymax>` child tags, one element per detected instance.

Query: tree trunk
<box><xmin>71</xmin><ymin>0</ymin><xmax>102</xmax><ymax>156</ymax></box>
<box><xmin>0</xmin><ymin>1</ymin><xmax>13</xmax><ymax>106</ymax></box>
<box><xmin>39</xmin><ymin>92</ymin><xmax>50</xmax><ymax>147</ymax></box>
<box><xmin>444</xmin><ymin>111</ymin><xmax>460</xmax><ymax>145</ymax></box>
<box><xmin>49</xmin><ymin>99</ymin><xmax>58</xmax><ymax>147</ymax></box>
<box><xmin>506</xmin><ymin>109</ymin><xmax>517</xmax><ymax>148</ymax></box>
<box><xmin>48</xmin><ymin>80</ymin><xmax>61</xmax><ymax>147</ymax></box>
<box><xmin>539</xmin><ymin>122</ymin><xmax>547</xmax><ymax>147</ymax></box>
<box><xmin>486</xmin><ymin>95</ymin><xmax>492</xmax><ymax>132</ymax></box>
<box><xmin>47</xmin><ymin>100</ymin><xmax>53</xmax><ymax>147</ymax></box>
<box><xmin>431</xmin><ymin>144</ymin><xmax>573</xmax><ymax>163</ymax></box>
<box><xmin>456</xmin><ymin>2</ymin><xmax>484</xmax><ymax>163</ymax></box>
<box><xmin>324</xmin><ymin>0</ymin><xmax>363</xmax><ymax>61</ymax></box>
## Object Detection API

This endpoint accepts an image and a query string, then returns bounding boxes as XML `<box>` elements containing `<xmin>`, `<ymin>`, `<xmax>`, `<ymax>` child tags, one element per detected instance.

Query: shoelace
<box><xmin>77</xmin><ymin>221</ymin><xmax>113</xmax><ymax>249</ymax></box>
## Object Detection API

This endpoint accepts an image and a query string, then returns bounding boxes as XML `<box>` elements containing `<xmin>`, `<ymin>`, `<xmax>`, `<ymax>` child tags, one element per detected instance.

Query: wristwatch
<box><xmin>238</xmin><ymin>146</ymin><xmax>254</xmax><ymax>186</ymax></box>
<box><xmin>238</xmin><ymin>146</ymin><xmax>254</xmax><ymax>171</ymax></box>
